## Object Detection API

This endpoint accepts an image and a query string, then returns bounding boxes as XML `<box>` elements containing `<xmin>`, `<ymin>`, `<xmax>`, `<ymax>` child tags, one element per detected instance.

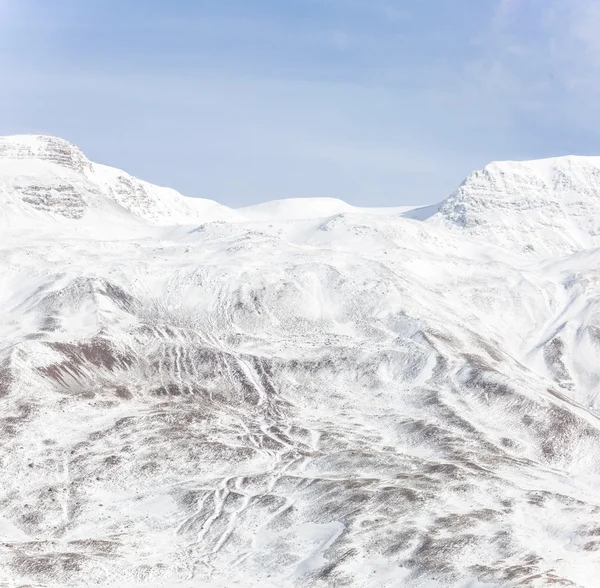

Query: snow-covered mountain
<box><xmin>2</xmin><ymin>136</ymin><xmax>600</xmax><ymax>588</ymax></box>
<box><xmin>0</xmin><ymin>135</ymin><xmax>241</xmax><ymax>237</ymax></box>
<box><xmin>429</xmin><ymin>156</ymin><xmax>600</xmax><ymax>257</ymax></box>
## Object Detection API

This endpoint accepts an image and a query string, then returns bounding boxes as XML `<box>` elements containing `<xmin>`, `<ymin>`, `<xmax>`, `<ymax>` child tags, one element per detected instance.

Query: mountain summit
<box><xmin>430</xmin><ymin>155</ymin><xmax>600</xmax><ymax>256</ymax></box>
<box><xmin>0</xmin><ymin>134</ymin><xmax>240</xmax><ymax>230</ymax></box>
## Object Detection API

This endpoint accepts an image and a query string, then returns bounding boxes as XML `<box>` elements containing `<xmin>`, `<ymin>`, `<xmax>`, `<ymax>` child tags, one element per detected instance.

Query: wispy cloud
<box><xmin>330</xmin><ymin>30</ymin><xmax>353</xmax><ymax>51</ymax></box>
<box><xmin>379</xmin><ymin>5</ymin><xmax>411</xmax><ymax>23</ymax></box>
<box><xmin>492</xmin><ymin>0</ymin><xmax>522</xmax><ymax>29</ymax></box>
<box><xmin>469</xmin><ymin>0</ymin><xmax>600</xmax><ymax>121</ymax></box>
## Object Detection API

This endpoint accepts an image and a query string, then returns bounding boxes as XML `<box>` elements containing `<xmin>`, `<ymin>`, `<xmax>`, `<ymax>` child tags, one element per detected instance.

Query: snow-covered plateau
<box><xmin>2</xmin><ymin>135</ymin><xmax>600</xmax><ymax>587</ymax></box>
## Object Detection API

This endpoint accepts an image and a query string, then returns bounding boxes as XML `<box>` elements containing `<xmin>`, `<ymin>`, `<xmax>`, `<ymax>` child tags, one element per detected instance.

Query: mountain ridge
<box><xmin>6</xmin><ymin>134</ymin><xmax>600</xmax><ymax>260</ymax></box>
<box><xmin>0</xmin><ymin>134</ymin><xmax>241</xmax><ymax>230</ymax></box>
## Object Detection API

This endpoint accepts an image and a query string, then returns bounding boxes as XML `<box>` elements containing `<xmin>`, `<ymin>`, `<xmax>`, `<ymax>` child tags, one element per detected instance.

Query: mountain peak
<box><xmin>0</xmin><ymin>134</ymin><xmax>241</xmax><ymax>229</ymax></box>
<box><xmin>0</xmin><ymin>135</ymin><xmax>92</xmax><ymax>174</ymax></box>
<box><xmin>430</xmin><ymin>154</ymin><xmax>600</xmax><ymax>256</ymax></box>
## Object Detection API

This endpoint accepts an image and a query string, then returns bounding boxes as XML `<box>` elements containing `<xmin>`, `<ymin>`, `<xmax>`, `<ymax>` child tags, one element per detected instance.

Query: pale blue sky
<box><xmin>1</xmin><ymin>0</ymin><xmax>600</xmax><ymax>206</ymax></box>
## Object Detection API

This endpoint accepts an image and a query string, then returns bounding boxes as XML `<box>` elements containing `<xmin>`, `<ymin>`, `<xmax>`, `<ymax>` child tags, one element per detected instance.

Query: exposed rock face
<box><xmin>430</xmin><ymin>156</ymin><xmax>600</xmax><ymax>256</ymax></box>
<box><xmin>1</xmin><ymin>137</ymin><xmax>600</xmax><ymax>587</ymax></box>
<box><xmin>0</xmin><ymin>135</ymin><xmax>240</xmax><ymax>225</ymax></box>
<box><xmin>0</xmin><ymin>135</ymin><xmax>93</xmax><ymax>173</ymax></box>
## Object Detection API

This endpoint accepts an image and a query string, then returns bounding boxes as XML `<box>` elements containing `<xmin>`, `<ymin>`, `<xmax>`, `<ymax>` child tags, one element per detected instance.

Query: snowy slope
<box><xmin>238</xmin><ymin>197</ymin><xmax>418</xmax><ymax>221</ymax></box>
<box><xmin>0</xmin><ymin>135</ymin><xmax>241</xmax><ymax>234</ymax></box>
<box><xmin>2</xmin><ymin>137</ymin><xmax>600</xmax><ymax>588</ymax></box>
<box><xmin>429</xmin><ymin>156</ymin><xmax>600</xmax><ymax>257</ymax></box>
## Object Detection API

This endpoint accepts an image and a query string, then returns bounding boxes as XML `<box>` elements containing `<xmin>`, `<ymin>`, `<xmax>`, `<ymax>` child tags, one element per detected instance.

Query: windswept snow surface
<box><xmin>2</xmin><ymin>137</ymin><xmax>600</xmax><ymax>587</ymax></box>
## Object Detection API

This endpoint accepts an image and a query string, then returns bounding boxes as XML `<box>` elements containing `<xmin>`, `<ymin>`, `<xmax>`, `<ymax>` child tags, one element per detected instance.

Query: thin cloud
<box><xmin>380</xmin><ymin>5</ymin><xmax>411</xmax><ymax>23</ymax></box>
<box><xmin>331</xmin><ymin>30</ymin><xmax>353</xmax><ymax>51</ymax></box>
<box><xmin>492</xmin><ymin>0</ymin><xmax>521</xmax><ymax>29</ymax></box>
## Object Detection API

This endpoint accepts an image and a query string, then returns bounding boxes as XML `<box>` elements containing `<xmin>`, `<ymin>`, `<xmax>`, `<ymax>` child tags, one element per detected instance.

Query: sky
<box><xmin>1</xmin><ymin>0</ymin><xmax>600</xmax><ymax>207</ymax></box>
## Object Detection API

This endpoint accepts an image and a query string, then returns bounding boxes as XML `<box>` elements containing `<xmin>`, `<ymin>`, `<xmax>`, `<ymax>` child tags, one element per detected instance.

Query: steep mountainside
<box><xmin>0</xmin><ymin>135</ymin><xmax>240</xmax><ymax>234</ymax></box>
<box><xmin>2</xmin><ymin>137</ymin><xmax>600</xmax><ymax>588</ymax></box>
<box><xmin>429</xmin><ymin>156</ymin><xmax>600</xmax><ymax>257</ymax></box>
